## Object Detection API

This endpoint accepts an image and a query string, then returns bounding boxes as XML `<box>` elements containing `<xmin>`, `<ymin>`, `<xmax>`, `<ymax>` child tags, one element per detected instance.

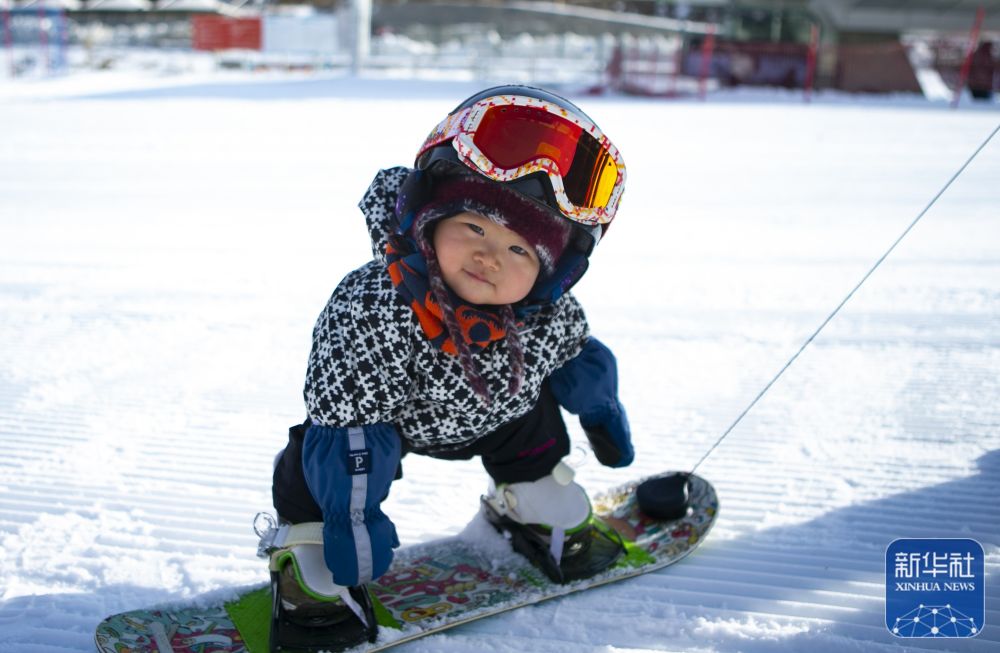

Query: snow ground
<box><xmin>0</xmin><ymin>69</ymin><xmax>998</xmax><ymax>653</ymax></box>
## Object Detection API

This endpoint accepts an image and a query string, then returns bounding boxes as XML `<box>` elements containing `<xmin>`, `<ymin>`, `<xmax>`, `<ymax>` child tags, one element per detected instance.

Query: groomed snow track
<box><xmin>1</xmin><ymin>75</ymin><xmax>998</xmax><ymax>652</ymax></box>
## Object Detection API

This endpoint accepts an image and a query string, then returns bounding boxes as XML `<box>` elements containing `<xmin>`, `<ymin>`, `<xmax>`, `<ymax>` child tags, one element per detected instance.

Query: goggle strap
<box><xmin>421</xmin><ymin>109</ymin><xmax>469</xmax><ymax>154</ymax></box>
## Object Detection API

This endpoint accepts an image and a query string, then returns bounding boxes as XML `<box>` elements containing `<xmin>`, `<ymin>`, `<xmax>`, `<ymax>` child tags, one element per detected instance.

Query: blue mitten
<box><xmin>301</xmin><ymin>422</ymin><xmax>402</xmax><ymax>586</ymax></box>
<box><xmin>578</xmin><ymin>398</ymin><xmax>633</xmax><ymax>468</ymax></box>
<box><xmin>549</xmin><ymin>337</ymin><xmax>634</xmax><ymax>468</ymax></box>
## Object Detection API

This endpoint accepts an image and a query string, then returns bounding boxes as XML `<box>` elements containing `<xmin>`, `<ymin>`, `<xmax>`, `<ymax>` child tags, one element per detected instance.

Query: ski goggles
<box><xmin>418</xmin><ymin>95</ymin><xmax>626</xmax><ymax>226</ymax></box>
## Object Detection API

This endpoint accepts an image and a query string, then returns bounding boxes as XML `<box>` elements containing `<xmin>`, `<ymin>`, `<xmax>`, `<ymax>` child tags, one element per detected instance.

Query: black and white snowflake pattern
<box><xmin>303</xmin><ymin>168</ymin><xmax>589</xmax><ymax>452</ymax></box>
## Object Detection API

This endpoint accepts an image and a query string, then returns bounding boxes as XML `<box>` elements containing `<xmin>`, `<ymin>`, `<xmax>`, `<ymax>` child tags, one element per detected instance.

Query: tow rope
<box><xmin>689</xmin><ymin>121</ymin><xmax>1000</xmax><ymax>476</ymax></box>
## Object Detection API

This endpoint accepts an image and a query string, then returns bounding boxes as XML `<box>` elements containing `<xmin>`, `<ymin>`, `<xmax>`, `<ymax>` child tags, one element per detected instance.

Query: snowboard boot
<box><xmin>256</xmin><ymin>519</ymin><xmax>378</xmax><ymax>653</ymax></box>
<box><xmin>481</xmin><ymin>461</ymin><xmax>625</xmax><ymax>584</ymax></box>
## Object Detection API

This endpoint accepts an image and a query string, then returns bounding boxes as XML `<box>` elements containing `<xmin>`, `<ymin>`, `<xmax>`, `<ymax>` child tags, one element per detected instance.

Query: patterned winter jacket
<box><xmin>303</xmin><ymin>167</ymin><xmax>590</xmax><ymax>453</ymax></box>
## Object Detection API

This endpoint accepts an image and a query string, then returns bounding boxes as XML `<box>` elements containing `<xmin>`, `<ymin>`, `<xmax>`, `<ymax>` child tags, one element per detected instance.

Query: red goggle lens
<box><xmin>471</xmin><ymin>105</ymin><xmax>619</xmax><ymax>210</ymax></box>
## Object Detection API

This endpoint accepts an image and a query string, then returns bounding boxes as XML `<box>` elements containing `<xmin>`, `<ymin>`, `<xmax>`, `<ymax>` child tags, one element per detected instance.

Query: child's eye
<box><xmin>465</xmin><ymin>223</ymin><xmax>485</xmax><ymax>235</ymax></box>
<box><xmin>510</xmin><ymin>245</ymin><xmax>531</xmax><ymax>257</ymax></box>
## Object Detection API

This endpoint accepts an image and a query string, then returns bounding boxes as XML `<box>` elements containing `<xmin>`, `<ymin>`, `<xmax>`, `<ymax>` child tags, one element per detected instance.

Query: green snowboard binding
<box><xmin>257</xmin><ymin>517</ymin><xmax>378</xmax><ymax>652</ymax></box>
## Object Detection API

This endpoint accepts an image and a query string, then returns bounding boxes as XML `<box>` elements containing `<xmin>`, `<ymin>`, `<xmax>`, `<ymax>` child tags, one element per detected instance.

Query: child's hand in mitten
<box><xmin>302</xmin><ymin>422</ymin><xmax>402</xmax><ymax>586</ymax></box>
<box><xmin>580</xmin><ymin>399</ymin><xmax>634</xmax><ymax>468</ymax></box>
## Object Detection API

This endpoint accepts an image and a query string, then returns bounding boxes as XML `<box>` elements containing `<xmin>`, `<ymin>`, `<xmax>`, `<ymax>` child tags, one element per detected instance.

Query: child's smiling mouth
<box><xmin>463</xmin><ymin>269</ymin><xmax>492</xmax><ymax>285</ymax></box>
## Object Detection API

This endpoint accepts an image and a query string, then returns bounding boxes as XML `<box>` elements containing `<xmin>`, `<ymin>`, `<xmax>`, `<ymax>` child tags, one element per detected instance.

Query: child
<box><xmin>269</xmin><ymin>85</ymin><xmax>632</xmax><ymax>646</ymax></box>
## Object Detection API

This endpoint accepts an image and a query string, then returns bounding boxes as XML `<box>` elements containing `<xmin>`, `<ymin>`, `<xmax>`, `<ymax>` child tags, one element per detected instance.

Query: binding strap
<box><xmin>264</xmin><ymin>521</ymin><xmax>369</xmax><ymax>628</ymax></box>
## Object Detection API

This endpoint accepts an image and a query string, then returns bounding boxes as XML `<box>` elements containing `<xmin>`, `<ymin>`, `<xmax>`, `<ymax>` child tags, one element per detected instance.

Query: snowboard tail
<box><xmin>95</xmin><ymin>472</ymin><xmax>718</xmax><ymax>653</ymax></box>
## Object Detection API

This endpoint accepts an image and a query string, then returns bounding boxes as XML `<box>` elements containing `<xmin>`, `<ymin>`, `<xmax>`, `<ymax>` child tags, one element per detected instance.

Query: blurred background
<box><xmin>1</xmin><ymin>0</ymin><xmax>998</xmax><ymax>104</ymax></box>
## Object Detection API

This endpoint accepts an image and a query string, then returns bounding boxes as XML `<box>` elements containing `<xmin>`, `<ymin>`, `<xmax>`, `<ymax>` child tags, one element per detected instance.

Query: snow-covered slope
<box><xmin>0</xmin><ymin>73</ymin><xmax>997</xmax><ymax>652</ymax></box>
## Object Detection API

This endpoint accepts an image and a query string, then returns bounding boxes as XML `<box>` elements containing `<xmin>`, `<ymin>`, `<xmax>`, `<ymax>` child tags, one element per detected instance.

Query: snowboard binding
<box><xmin>481</xmin><ymin>497</ymin><xmax>626</xmax><ymax>584</ymax></box>
<box><xmin>255</xmin><ymin>515</ymin><xmax>379</xmax><ymax>653</ymax></box>
<box><xmin>270</xmin><ymin>570</ymin><xmax>377</xmax><ymax>653</ymax></box>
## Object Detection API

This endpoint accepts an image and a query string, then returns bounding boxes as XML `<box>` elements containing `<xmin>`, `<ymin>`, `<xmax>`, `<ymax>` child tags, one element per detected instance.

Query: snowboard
<box><xmin>94</xmin><ymin>472</ymin><xmax>717</xmax><ymax>653</ymax></box>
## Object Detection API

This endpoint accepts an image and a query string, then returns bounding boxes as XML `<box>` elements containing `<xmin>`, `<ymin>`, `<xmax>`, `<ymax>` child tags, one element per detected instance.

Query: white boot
<box><xmin>482</xmin><ymin>461</ymin><xmax>624</xmax><ymax>582</ymax></box>
<box><xmin>484</xmin><ymin>461</ymin><xmax>591</xmax><ymax>530</ymax></box>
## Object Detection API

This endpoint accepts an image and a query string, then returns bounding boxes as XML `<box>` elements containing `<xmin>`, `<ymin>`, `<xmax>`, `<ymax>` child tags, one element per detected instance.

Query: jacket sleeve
<box><xmin>304</xmin><ymin>263</ymin><xmax>414</xmax><ymax>427</ymax></box>
<box><xmin>296</xmin><ymin>170</ymin><xmax>416</xmax><ymax>586</ymax></box>
<box><xmin>548</xmin><ymin>337</ymin><xmax>634</xmax><ymax>468</ymax></box>
<box><xmin>301</xmin><ymin>264</ymin><xmax>412</xmax><ymax>585</ymax></box>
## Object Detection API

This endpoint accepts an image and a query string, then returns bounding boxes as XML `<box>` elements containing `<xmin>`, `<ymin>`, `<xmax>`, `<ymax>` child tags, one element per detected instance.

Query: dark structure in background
<box><xmin>968</xmin><ymin>41</ymin><xmax>996</xmax><ymax>99</ymax></box>
<box><xmin>8</xmin><ymin>0</ymin><xmax>999</xmax><ymax>96</ymax></box>
<box><xmin>369</xmin><ymin>1</ymin><xmax>999</xmax><ymax>95</ymax></box>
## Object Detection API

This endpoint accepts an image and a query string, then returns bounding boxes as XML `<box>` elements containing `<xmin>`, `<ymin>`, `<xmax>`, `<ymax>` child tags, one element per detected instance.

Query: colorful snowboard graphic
<box><xmin>95</xmin><ymin>472</ymin><xmax>718</xmax><ymax>653</ymax></box>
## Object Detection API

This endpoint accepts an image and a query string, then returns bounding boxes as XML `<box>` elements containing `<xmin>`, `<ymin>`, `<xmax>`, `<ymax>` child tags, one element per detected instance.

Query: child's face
<box><xmin>433</xmin><ymin>212</ymin><xmax>541</xmax><ymax>305</ymax></box>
